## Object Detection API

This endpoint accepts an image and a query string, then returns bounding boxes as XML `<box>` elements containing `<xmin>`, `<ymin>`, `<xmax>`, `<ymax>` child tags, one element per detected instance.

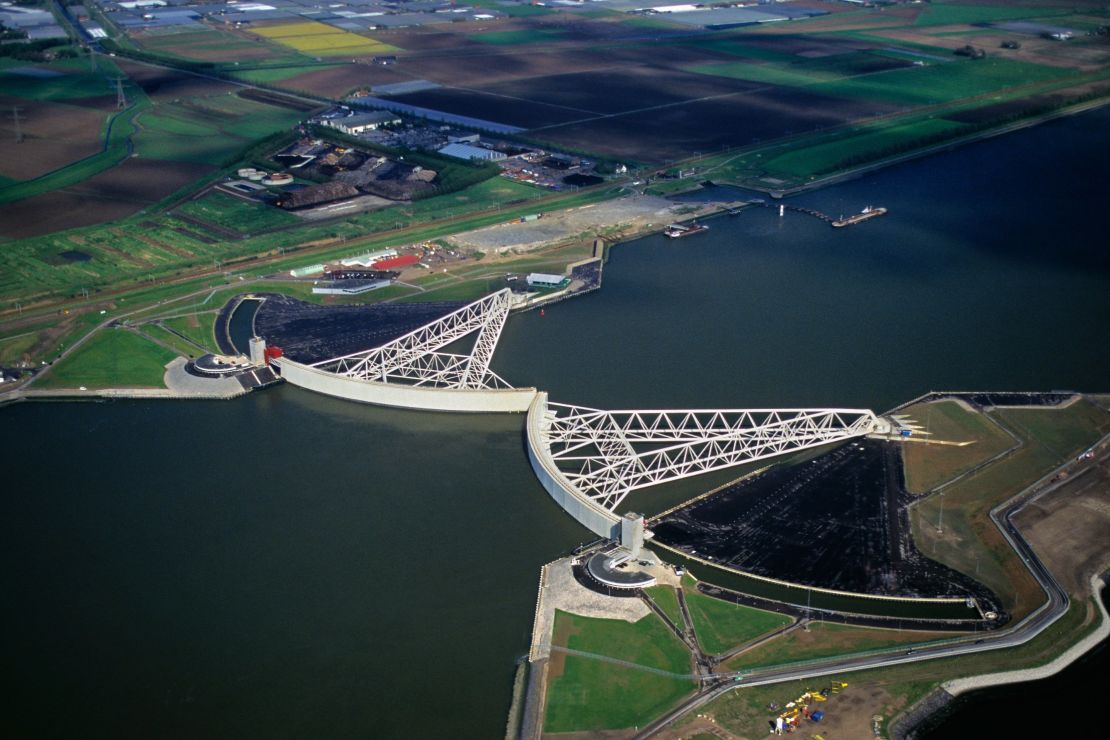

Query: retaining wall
<box><xmin>275</xmin><ymin>358</ymin><xmax>537</xmax><ymax>413</ymax></box>
<box><xmin>526</xmin><ymin>392</ymin><xmax>622</xmax><ymax>539</ymax></box>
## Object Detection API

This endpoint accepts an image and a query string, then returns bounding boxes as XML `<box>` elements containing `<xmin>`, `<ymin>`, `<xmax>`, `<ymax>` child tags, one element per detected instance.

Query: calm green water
<box><xmin>4</xmin><ymin>109</ymin><xmax>1108</xmax><ymax>738</ymax></box>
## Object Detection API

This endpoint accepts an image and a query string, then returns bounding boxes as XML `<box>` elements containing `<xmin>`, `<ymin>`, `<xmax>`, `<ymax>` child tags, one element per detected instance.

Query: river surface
<box><xmin>4</xmin><ymin>108</ymin><xmax>1109</xmax><ymax>738</ymax></box>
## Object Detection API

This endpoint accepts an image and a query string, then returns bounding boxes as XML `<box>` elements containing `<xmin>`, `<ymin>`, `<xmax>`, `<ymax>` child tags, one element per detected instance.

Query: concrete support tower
<box><xmin>249</xmin><ymin>336</ymin><xmax>266</xmax><ymax>366</ymax></box>
<box><xmin>621</xmin><ymin>512</ymin><xmax>644</xmax><ymax>558</ymax></box>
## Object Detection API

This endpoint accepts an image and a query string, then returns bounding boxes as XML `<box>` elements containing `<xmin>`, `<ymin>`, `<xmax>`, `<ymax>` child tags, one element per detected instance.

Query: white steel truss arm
<box><xmin>540</xmin><ymin>402</ymin><xmax>879</xmax><ymax>510</ymax></box>
<box><xmin>309</xmin><ymin>289</ymin><xmax>514</xmax><ymax>390</ymax></box>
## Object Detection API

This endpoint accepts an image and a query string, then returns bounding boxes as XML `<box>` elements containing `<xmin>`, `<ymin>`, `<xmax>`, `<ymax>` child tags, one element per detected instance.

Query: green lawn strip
<box><xmin>645</xmin><ymin>585</ymin><xmax>684</xmax><ymax>629</ymax></box>
<box><xmin>761</xmin><ymin>118</ymin><xmax>968</xmax><ymax>179</ymax></box>
<box><xmin>900</xmin><ymin>399</ymin><xmax>1017</xmax><ymax>493</ymax></box>
<box><xmin>684</xmin><ymin>589</ymin><xmax>793</xmax><ymax>656</ymax></box>
<box><xmin>177</xmin><ymin>191</ymin><xmax>299</xmax><ymax>233</ymax></box>
<box><xmin>137</xmin><ymin>323</ymin><xmax>200</xmax><ymax>358</ymax></box>
<box><xmin>726</xmin><ymin>622</ymin><xmax>946</xmax><ymax>671</ymax></box>
<box><xmin>229</xmin><ymin>64</ymin><xmax>343</xmax><ymax>84</ymax></box>
<box><xmin>160</xmin><ymin>314</ymin><xmax>218</xmax><ymax>353</ymax></box>
<box><xmin>914</xmin><ymin>3</ymin><xmax>1069</xmax><ymax>28</ymax></box>
<box><xmin>544</xmin><ymin>610</ymin><xmax>695</xmax><ymax>733</ymax></box>
<box><xmin>35</xmin><ymin>327</ymin><xmax>175</xmax><ymax>389</ymax></box>
<box><xmin>911</xmin><ymin>400</ymin><xmax>1110</xmax><ymax>619</ymax></box>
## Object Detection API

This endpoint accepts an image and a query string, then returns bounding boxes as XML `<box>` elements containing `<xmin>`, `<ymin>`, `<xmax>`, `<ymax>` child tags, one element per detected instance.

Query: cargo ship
<box><xmin>664</xmin><ymin>222</ymin><xmax>709</xmax><ymax>238</ymax></box>
<box><xmin>832</xmin><ymin>206</ymin><xmax>886</xmax><ymax>228</ymax></box>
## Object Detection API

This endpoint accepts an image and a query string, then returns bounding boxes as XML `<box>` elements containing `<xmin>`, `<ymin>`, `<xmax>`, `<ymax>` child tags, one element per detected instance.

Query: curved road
<box><xmin>632</xmin><ymin>436</ymin><xmax>1109</xmax><ymax>738</ymax></box>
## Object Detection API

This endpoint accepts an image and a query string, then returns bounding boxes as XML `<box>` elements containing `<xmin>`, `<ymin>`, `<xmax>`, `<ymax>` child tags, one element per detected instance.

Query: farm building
<box><xmin>438</xmin><ymin>143</ymin><xmax>507</xmax><ymax>162</ymax></box>
<box><xmin>327</xmin><ymin>111</ymin><xmax>402</xmax><ymax>135</ymax></box>
<box><xmin>278</xmin><ymin>182</ymin><xmax>360</xmax><ymax>210</ymax></box>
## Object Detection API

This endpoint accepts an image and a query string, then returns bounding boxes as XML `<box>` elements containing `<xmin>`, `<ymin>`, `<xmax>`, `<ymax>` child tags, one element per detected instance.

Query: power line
<box><xmin>10</xmin><ymin>106</ymin><xmax>23</xmax><ymax>143</ymax></box>
<box><xmin>113</xmin><ymin>77</ymin><xmax>127</xmax><ymax>109</ymax></box>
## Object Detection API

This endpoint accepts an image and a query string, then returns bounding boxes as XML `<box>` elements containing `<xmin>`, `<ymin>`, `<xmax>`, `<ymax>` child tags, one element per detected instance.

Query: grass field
<box><xmin>161</xmin><ymin>314</ymin><xmax>218</xmax><ymax>353</ymax></box>
<box><xmin>684</xmin><ymin>590</ymin><xmax>793</xmax><ymax>655</ymax></box>
<box><xmin>900</xmin><ymin>399</ymin><xmax>1017</xmax><ymax>493</ymax></box>
<box><xmin>138</xmin><ymin>323</ymin><xmax>202</xmax><ymax>358</ymax></box>
<box><xmin>36</xmin><ymin>328</ymin><xmax>175</xmax><ymax>389</ymax></box>
<box><xmin>911</xmin><ymin>399</ymin><xmax>1110</xmax><ymax>619</ymax></box>
<box><xmin>230</xmin><ymin>64</ymin><xmax>343</xmax><ymax>84</ymax></box>
<box><xmin>251</xmin><ymin>21</ymin><xmax>397</xmax><ymax>57</ymax></box>
<box><xmin>645</xmin><ymin>585</ymin><xmax>684</xmax><ymax>629</ymax></box>
<box><xmin>726</xmin><ymin>622</ymin><xmax>945</xmax><ymax>671</ymax></box>
<box><xmin>913</xmin><ymin>2</ymin><xmax>1069</xmax><ymax>28</ymax></box>
<box><xmin>134</xmin><ymin>94</ymin><xmax>304</xmax><ymax>165</ymax></box>
<box><xmin>177</xmin><ymin>192</ymin><xmax>299</xmax><ymax>233</ymax></box>
<box><xmin>544</xmin><ymin>610</ymin><xmax>695</xmax><ymax>733</ymax></box>
<box><xmin>689</xmin><ymin>50</ymin><xmax>913</xmax><ymax>87</ymax></box>
<box><xmin>759</xmin><ymin>118</ymin><xmax>969</xmax><ymax>178</ymax></box>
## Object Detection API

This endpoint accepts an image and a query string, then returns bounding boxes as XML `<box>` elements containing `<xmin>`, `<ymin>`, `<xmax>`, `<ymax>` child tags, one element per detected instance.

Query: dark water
<box><xmin>227</xmin><ymin>298</ymin><xmax>261</xmax><ymax>355</ymax></box>
<box><xmin>3</xmin><ymin>108</ymin><xmax>1109</xmax><ymax>738</ymax></box>
<box><xmin>919</xmin><ymin>585</ymin><xmax>1110</xmax><ymax>739</ymax></box>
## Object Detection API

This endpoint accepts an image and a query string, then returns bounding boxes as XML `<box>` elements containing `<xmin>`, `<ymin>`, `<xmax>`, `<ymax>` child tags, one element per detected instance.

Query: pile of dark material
<box><xmin>652</xmin><ymin>439</ymin><xmax>996</xmax><ymax>604</ymax></box>
<box><xmin>254</xmin><ymin>294</ymin><xmax>466</xmax><ymax>364</ymax></box>
<box><xmin>569</xmin><ymin>258</ymin><xmax>602</xmax><ymax>290</ymax></box>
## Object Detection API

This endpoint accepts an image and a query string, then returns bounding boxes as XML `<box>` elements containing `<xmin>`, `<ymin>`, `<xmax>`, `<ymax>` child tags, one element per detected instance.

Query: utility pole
<box><xmin>11</xmin><ymin>106</ymin><xmax>24</xmax><ymax>143</ymax></box>
<box><xmin>114</xmin><ymin>77</ymin><xmax>127</xmax><ymax>109</ymax></box>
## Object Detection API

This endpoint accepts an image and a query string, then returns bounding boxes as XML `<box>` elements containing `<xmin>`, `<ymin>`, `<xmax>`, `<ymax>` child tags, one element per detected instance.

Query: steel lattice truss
<box><xmin>311</xmin><ymin>289</ymin><xmax>513</xmax><ymax>389</ymax></box>
<box><xmin>538</xmin><ymin>402</ymin><xmax>879</xmax><ymax>510</ymax></box>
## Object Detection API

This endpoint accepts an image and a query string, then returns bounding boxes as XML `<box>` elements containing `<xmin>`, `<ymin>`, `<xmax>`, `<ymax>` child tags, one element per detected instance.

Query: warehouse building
<box><xmin>437</xmin><ymin>142</ymin><xmax>507</xmax><ymax>162</ymax></box>
<box><xmin>327</xmin><ymin>111</ymin><xmax>402</xmax><ymax>135</ymax></box>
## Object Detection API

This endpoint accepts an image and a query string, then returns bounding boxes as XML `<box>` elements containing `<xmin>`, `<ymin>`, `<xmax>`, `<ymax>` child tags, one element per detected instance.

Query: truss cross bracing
<box><xmin>311</xmin><ymin>288</ymin><xmax>514</xmax><ymax>390</ymax></box>
<box><xmin>538</xmin><ymin>402</ymin><xmax>879</xmax><ymax>511</ymax></box>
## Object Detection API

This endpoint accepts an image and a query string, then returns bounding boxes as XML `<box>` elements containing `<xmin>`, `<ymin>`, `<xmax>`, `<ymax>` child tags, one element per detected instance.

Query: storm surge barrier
<box><xmin>273</xmin><ymin>288</ymin><xmax>537</xmax><ymax>412</ymax></box>
<box><xmin>526</xmin><ymin>391</ymin><xmax>883</xmax><ymax>541</ymax></box>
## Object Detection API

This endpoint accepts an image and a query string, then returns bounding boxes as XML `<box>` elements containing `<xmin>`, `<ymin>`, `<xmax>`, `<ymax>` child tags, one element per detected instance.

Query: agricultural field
<box><xmin>0</xmin><ymin>57</ymin><xmax>309</xmax><ymax>239</ymax></box>
<box><xmin>250</xmin><ymin>21</ymin><xmax>397</xmax><ymax>58</ymax></box>
<box><xmin>128</xmin><ymin>25</ymin><xmax>305</xmax><ymax>65</ymax></box>
<box><xmin>0</xmin><ymin>58</ymin><xmax>128</xmax><ymax>189</ymax></box>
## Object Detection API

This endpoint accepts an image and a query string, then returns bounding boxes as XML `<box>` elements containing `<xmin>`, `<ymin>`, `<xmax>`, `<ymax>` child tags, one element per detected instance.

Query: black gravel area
<box><xmin>652</xmin><ymin>439</ymin><xmax>997</xmax><ymax>606</ymax></box>
<box><xmin>253</xmin><ymin>294</ymin><xmax>467</xmax><ymax>364</ymax></box>
<box><xmin>951</xmin><ymin>392</ymin><xmax>1075</xmax><ymax>408</ymax></box>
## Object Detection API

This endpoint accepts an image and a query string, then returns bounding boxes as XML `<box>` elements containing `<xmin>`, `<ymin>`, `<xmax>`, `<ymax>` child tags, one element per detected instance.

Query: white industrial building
<box><xmin>327</xmin><ymin>111</ymin><xmax>402</xmax><ymax>135</ymax></box>
<box><xmin>437</xmin><ymin>143</ymin><xmax>507</xmax><ymax>162</ymax></box>
<box><xmin>526</xmin><ymin>273</ymin><xmax>568</xmax><ymax>289</ymax></box>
